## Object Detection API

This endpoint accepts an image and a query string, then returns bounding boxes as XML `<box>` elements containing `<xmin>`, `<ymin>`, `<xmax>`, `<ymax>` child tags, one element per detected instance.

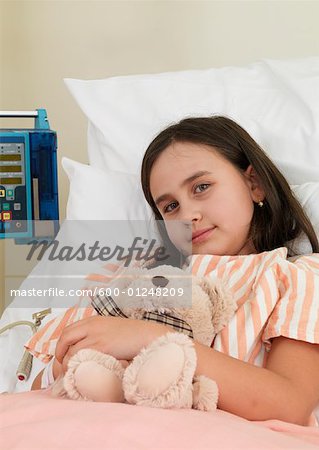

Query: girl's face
<box><xmin>150</xmin><ymin>141</ymin><xmax>264</xmax><ymax>256</ymax></box>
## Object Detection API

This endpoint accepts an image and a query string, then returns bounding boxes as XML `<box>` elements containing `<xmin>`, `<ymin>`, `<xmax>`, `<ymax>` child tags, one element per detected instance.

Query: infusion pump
<box><xmin>0</xmin><ymin>110</ymin><xmax>59</xmax><ymax>241</ymax></box>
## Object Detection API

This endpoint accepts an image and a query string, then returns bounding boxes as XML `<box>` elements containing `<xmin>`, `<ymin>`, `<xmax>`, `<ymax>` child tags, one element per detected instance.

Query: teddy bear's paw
<box><xmin>63</xmin><ymin>349</ymin><xmax>125</xmax><ymax>402</ymax></box>
<box><xmin>192</xmin><ymin>375</ymin><xmax>218</xmax><ymax>411</ymax></box>
<box><xmin>123</xmin><ymin>332</ymin><xmax>196</xmax><ymax>409</ymax></box>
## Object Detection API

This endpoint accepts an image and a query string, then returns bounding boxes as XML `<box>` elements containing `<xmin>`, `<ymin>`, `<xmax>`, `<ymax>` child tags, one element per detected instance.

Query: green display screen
<box><xmin>0</xmin><ymin>177</ymin><xmax>22</xmax><ymax>184</ymax></box>
<box><xmin>0</xmin><ymin>154</ymin><xmax>21</xmax><ymax>161</ymax></box>
<box><xmin>0</xmin><ymin>165</ymin><xmax>22</xmax><ymax>173</ymax></box>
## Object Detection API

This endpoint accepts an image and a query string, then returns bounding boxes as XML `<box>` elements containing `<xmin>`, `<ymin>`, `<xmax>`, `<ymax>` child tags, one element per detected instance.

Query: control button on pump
<box><xmin>2</xmin><ymin>211</ymin><xmax>12</xmax><ymax>221</ymax></box>
<box><xmin>0</xmin><ymin>190</ymin><xmax>5</xmax><ymax>198</ymax></box>
<box><xmin>6</xmin><ymin>189</ymin><xmax>14</xmax><ymax>200</ymax></box>
<box><xmin>13</xmin><ymin>203</ymin><xmax>21</xmax><ymax>210</ymax></box>
<box><xmin>3</xmin><ymin>203</ymin><xmax>10</xmax><ymax>211</ymax></box>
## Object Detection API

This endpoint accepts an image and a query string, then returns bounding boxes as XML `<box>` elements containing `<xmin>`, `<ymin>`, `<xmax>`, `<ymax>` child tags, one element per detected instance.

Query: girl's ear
<box><xmin>244</xmin><ymin>165</ymin><xmax>265</xmax><ymax>203</ymax></box>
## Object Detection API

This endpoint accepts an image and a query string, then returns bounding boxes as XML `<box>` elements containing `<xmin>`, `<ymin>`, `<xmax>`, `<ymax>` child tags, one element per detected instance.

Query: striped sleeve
<box><xmin>24</xmin><ymin>262</ymin><xmax>125</xmax><ymax>362</ymax></box>
<box><xmin>262</xmin><ymin>256</ymin><xmax>319</xmax><ymax>349</ymax></box>
<box><xmin>24</xmin><ymin>307</ymin><xmax>97</xmax><ymax>363</ymax></box>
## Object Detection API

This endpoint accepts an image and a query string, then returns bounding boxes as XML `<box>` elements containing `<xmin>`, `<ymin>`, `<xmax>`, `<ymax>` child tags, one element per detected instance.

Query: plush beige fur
<box><xmin>112</xmin><ymin>264</ymin><xmax>237</xmax><ymax>346</ymax></box>
<box><xmin>53</xmin><ymin>264</ymin><xmax>237</xmax><ymax>411</ymax></box>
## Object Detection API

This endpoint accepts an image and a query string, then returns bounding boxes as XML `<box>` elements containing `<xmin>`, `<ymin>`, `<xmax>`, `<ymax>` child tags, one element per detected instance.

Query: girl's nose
<box><xmin>191</xmin><ymin>211</ymin><xmax>202</xmax><ymax>222</ymax></box>
<box><xmin>180</xmin><ymin>207</ymin><xmax>202</xmax><ymax>223</ymax></box>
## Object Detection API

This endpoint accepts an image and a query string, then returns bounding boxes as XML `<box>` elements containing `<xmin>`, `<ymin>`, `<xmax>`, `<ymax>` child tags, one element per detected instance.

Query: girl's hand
<box><xmin>55</xmin><ymin>316</ymin><xmax>168</xmax><ymax>373</ymax></box>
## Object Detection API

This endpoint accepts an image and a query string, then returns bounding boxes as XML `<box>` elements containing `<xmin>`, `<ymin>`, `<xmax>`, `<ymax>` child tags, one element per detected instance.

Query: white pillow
<box><xmin>62</xmin><ymin>157</ymin><xmax>160</xmax><ymax>274</ymax></box>
<box><xmin>64</xmin><ymin>57</ymin><xmax>319</xmax><ymax>184</ymax></box>
<box><xmin>291</xmin><ymin>183</ymin><xmax>319</xmax><ymax>254</ymax></box>
<box><xmin>62</xmin><ymin>157</ymin><xmax>152</xmax><ymax>220</ymax></box>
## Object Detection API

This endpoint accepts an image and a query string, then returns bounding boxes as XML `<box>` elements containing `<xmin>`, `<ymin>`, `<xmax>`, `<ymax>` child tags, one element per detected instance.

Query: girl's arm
<box><xmin>194</xmin><ymin>336</ymin><xmax>319</xmax><ymax>425</ymax></box>
<box><xmin>54</xmin><ymin>316</ymin><xmax>319</xmax><ymax>425</ymax></box>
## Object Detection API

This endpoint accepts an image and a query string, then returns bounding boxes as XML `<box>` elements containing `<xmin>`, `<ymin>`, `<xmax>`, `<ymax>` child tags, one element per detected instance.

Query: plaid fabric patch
<box><xmin>143</xmin><ymin>311</ymin><xmax>193</xmax><ymax>338</ymax></box>
<box><xmin>92</xmin><ymin>294</ymin><xmax>128</xmax><ymax>318</ymax></box>
<box><xmin>91</xmin><ymin>294</ymin><xmax>193</xmax><ymax>339</ymax></box>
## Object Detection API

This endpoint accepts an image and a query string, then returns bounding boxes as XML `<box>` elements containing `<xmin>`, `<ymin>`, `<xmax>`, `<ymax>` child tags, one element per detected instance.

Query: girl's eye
<box><xmin>163</xmin><ymin>202</ymin><xmax>178</xmax><ymax>213</ymax></box>
<box><xmin>194</xmin><ymin>183</ymin><xmax>210</xmax><ymax>193</ymax></box>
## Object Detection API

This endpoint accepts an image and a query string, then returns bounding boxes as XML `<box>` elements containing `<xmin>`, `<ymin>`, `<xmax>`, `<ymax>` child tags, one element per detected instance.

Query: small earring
<box><xmin>258</xmin><ymin>201</ymin><xmax>264</xmax><ymax>207</ymax></box>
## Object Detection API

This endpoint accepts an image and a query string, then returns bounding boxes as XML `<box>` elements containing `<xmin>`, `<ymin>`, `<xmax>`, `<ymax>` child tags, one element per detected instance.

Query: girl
<box><xmin>34</xmin><ymin>116</ymin><xmax>319</xmax><ymax>426</ymax></box>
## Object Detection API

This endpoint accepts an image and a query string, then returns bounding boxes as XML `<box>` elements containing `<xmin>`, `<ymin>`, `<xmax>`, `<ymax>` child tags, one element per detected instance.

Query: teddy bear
<box><xmin>52</xmin><ymin>264</ymin><xmax>237</xmax><ymax>411</ymax></box>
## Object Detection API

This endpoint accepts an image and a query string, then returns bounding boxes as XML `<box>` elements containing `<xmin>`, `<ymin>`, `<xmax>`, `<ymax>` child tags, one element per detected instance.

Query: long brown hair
<box><xmin>141</xmin><ymin>116</ymin><xmax>319</xmax><ymax>256</ymax></box>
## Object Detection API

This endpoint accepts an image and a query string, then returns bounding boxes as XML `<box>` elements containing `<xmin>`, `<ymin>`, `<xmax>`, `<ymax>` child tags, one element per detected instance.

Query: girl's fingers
<box><xmin>55</xmin><ymin>322</ymin><xmax>88</xmax><ymax>363</ymax></box>
<box><xmin>61</xmin><ymin>339</ymin><xmax>90</xmax><ymax>373</ymax></box>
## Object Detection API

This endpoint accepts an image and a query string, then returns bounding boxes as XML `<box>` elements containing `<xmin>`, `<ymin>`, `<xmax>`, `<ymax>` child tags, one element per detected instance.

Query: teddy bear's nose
<box><xmin>151</xmin><ymin>276</ymin><xmax>169</xmax><ymax>288</ymax></box>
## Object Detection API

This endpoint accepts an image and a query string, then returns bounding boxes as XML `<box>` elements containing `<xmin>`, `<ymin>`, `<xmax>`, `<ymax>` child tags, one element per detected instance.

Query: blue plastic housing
<box><xmin>0</xmin><ymin>109</ymin><xmax>59</xmax><ymax>240</ymax></box>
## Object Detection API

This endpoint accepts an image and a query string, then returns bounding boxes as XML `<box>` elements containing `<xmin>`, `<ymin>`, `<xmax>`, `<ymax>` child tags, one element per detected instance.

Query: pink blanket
<box><xmin>1</xmin><ymin>390</ymin><xmax>319</xmax><ymax>449</ymax></box>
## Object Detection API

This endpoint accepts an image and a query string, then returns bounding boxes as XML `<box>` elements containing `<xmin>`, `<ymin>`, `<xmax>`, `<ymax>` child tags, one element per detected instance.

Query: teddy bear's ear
<box><xmin>197</xmin><ymin>277</ymin><xmax>238</xmax><ymax>335</ymax></box>
<box><xmin>114</xmin><ymin>267</ymin><xmax>147</xmax><ymax>288</ymax></box>
<box><xmin>145</xmin><ymin>264</ymin><xmax>184</xmax><ymax>276</ymax></box>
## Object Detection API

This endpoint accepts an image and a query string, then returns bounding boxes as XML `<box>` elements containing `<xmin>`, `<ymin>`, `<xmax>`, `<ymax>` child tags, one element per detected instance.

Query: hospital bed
<box><xmin>1</xmin><ymin>57</ymin><xmax>319</xmax><ymax>449</ymax></box>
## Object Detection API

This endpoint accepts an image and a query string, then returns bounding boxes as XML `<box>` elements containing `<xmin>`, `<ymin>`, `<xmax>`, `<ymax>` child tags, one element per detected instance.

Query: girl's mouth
<box><xmin>192</xmin><ymin>227</ymin><xmax>216</xmax><ymax>244</ymax></box>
